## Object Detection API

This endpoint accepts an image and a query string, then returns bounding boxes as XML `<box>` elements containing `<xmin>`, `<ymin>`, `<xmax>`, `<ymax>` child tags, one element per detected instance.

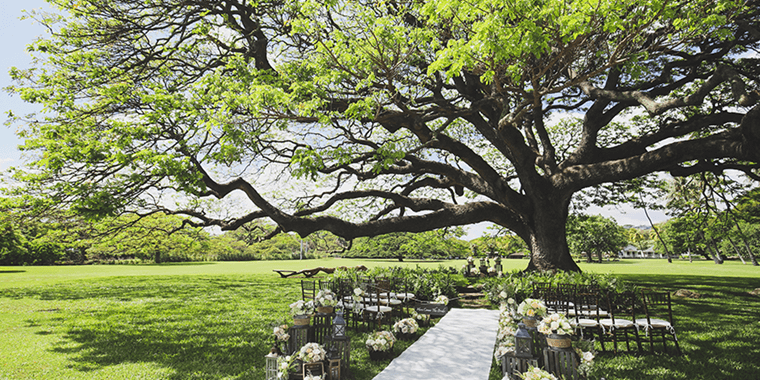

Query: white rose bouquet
<box><xmin>519</xmin><ymin>366</ymin><xmax>558</xmax><ymax>380</ymax></box>
<box><xmin>275</xmin><ymin>355</ymin><xmax>294</xmax><ymax>380</ymax></box>
<box><xmin>393</xmin><ymin>318</ymin><xmax>419</xmax><ymax>335</ymax></box>
<box><xmin>365</xmin><ymin>330</ymin><xmax>396</xmax><ymax>352</ymax></box>
<box><xmin>289</xmin><ymin>300</ymin><xmax>314</xmax><ymax>317</ymax></box>
<box><xmin>315</xmin><ymin>289</ymin><xmax>338</xmax><ymax>307</ymax></box>
<box><xmin>538</xmin><ymin>313</ymin><xmax>574</xmax><ymax>336</ymax></box>
<box><xmin>517</xmin><ymin>298</ymin><xmax>547</xmax><ymax>318</ymax></box>
<box><xmin>493</xmin><ymin>340</ymin><xmax>515</xmax><ymax>360</ymax></box>
<box><xmin>298</xmin><ymin>342</ymin><xmax>327</xmax><ymax>363</ymax></box>
<box><xmin>434</xmin><ymin>294</ymin><xmax>449</xmax><ymax>305</ymax></box>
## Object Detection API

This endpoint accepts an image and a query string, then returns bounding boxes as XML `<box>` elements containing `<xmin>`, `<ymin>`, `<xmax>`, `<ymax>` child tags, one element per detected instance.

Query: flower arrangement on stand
<box><xmin>517</xmin><ymin>366</ymin><xmax>558</xmax><ymax>380</ymax></box>
<box><xmin>276</xmin><ymin>355</ymin><xmax>294</xmax><ymax>380</ymax></box>
<box><xmin>298</xmin><ymin>342</ymin><xmax>327</xmax><ymax>364</ymax></box>
<box><xmin>303</xmin><ymin>374</ymin><xmax>323</xmax><ymax>380</ymax></box>
<box><xmin>392</xmin><ymin>318</ymin><xmax>419</xmax><ymax>340</ymax></box>
<box><xmin>537</xmin><ymin>313</ymin><xmax>574</xmax><ymax>336</ymax></box>
<box><xmin>517</xmin><ymin>298</ymin><xmax>547</xmax><ymax>327</ymax></box>
<box><xmin>409</xmin><ymin>309</ymin><xmax>431</xmax><ymax>327</ymax></box>
<box><xmin>538</xmin><ymin>313</ymin><xmax>574</xmax><ymax>349</ymax></box>
<box><xmin>493</xmin><ymin>339</ymin><xmax>515</xmax><ymax>360</ymax></box>
<box><xmin>290</xmin><ymin>300</ymin><xmax>315</xmax><ymax>325</ymax></box>
<box><xmin>315</xmin><ymin>289</ymin><xmax>338</xmax><ymax>314</ymax></box>
<box><xmin>365</xmin><ymin>330</ymin><xmax>396</xmax><ymax>360</ymax></box>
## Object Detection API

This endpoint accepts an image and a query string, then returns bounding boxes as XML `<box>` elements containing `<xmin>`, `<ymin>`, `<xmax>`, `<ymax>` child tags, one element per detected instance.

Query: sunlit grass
<box><xmin>2</xmin><ymin>258</ymin><xmax>759</xmax><ymax>379</ymax></box>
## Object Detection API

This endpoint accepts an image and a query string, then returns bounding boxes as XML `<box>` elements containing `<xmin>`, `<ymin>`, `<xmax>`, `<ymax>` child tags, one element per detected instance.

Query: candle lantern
<box><xmin>327</xmin><ymin>311</ymin><xmax>351</xmax><ymax>376</ymax></box>
<box><xmin>265</xmin><ymin>347</ymin><xmax>280</xmax><ymax>380</ymax></box>
<box><xmin>515</xmin><ymin>322</ymin><xmax>535</xmax><ymax>359</ymax></box>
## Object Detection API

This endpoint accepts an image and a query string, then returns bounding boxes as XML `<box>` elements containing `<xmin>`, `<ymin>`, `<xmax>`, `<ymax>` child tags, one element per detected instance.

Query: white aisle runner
<box><xmin>372</xmin><ymin>308</ymin><xmax>500</xmax><ymax>380</ymax></box>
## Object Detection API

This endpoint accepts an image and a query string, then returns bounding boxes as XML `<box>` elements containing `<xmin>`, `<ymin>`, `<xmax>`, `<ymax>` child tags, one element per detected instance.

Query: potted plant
<box><xmin>392</xmin><ymin>318</ymin><xmax>419</xmax><ymax>340</ymax></box>
<box><xmin>538</xmin><ymin>313</ymin><xmax>574</xmax><ymax>349</ymax></box>
<box><xmin>290</xmin><ymin>300</ymin><xmax>315</xmax><ymax>326</ymax></box>
<box><xmin>365</xmin><ymin>330</ymin><xmax>396</xmax><ymax>360</ymax></box>
<box><xmin>517</xmin><ymin>298</ymin><xmax>547</xmax><ymax>327</ymax></box>
<box><xmin>315</xmin><ymin>289</ymin><xmax>338</xmax><ymax>314</ymax></box>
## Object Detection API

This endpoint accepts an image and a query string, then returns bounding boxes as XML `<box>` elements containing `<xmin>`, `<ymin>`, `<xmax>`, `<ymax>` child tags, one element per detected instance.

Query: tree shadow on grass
<box><xmin>8</xmin><ymin>275</ymin><xmax>298</xmax><ymax>380</ymax></box>
<box><xmin>592</xmin><ymin>273</ymin><xmax>760</xmax><ymax>380</ymax></box>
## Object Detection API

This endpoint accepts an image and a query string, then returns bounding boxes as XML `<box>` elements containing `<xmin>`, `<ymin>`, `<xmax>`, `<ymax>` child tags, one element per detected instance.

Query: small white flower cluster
<box><xmin>303</xmin><ymin>374</ymin><xmax>322</xmax><ymax>380</ymax></box>
<box><xmin>298</xmin><ymin>342</ymin><xmax>327</xmax><ymax>363</ymax></box>
<box><xmin>289</xmin><ymin>300</ymin><xmax>314</xmax><ymax>317</ymax></box>
<box><xmin>493</xmin><ymin>340</ymin><xmax>515</xmax><ymax>360</ymax></box>
<box><xmin>488</xmin><ymin>266</ymin><xmax>497</xmax><ymax>274</ymax></box>
<box><xmin>365</xmin><ymin>330</ymin><xmax>396</xmax><ymax>352</ymax></box>
<box><xmin>517</xmin><ymin>298</ymin><xmax>547</xmax><ymax>318</ymax></box>
<box><xmin>538</xmin><ymin>313</ymin><xmax>574</xmax><ymax>336</ymax></box>
<box><xmin>409</xmin><ymin>308</ymin><xmax>430</xmax><ymax>322</ymax></box>
<box><xmin>393</xmin><ymin>318</ymin><xmax>419</xmax><ymax>335</ymax></box>
<box><xmin>315</xmin><ymin>289</ymin><xmax>338</xmax><ymax>307</ymax></box>
<box><xmin>575</xmin><ymin>348</ymin><xmax>595</xmax><ymax>377</ymax></box>
<box><xmin>470</xmin><ymin>267</ymin><xmax>480</xmax><ymax>276</ymax></box>
<box><xmin>276</xmin><ymin>355</ymin><xmax>293</xmax><ymax>380</ymax></box>
<box><xmin>434</xmin><ymin>294</ymin><xmax>449</xmax><ymax>305</ymax></box>
<box><xmin>517</xmin><ymin>366</ymin><xmax>558</xmax><ymax>380</ymax></box>
<box><xmin>494</xmin><ymin>299</ymin><xmax>519</xmax><ymax>360</ymax></box>
<box><xmin>273</xmin><ymin>324</ymin><xmax>290</xmax><ymax>341</ymax></box>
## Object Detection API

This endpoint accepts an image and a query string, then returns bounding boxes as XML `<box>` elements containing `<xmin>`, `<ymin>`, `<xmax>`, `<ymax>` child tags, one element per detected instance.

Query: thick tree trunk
<box><xmin>524</xmin><ymin>197</ymin><xmax>581</xmax><ymax>272</ymax></box>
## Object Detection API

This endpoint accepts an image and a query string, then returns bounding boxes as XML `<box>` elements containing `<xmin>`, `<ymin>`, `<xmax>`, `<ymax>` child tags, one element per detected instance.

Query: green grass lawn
<box><xmin>1</xmin><ymin>258</ymin><xmax>759</xmax><ymax>379</ymax></box>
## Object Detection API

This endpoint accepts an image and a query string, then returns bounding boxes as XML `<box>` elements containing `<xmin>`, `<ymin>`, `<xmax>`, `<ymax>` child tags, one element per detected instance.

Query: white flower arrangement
<box><xmin>519</xmin><ymin>366</ymin><xmax>558</xmax><ymax>380</ymax></box>
<box><xmin>303</xmin><ymin>374</ymin><xmax>322</xmax><ymax>380</ymax></box>
<box><xmin>365</xmin><ymin>330</ymin><xmax>396</xmax><ymax>352</ymax></box>
<box><xmin>273</xmin><ymin>324</ymin><xmax>290</xmax><ymax>341</ymax></box>
<box><xmin>434</xmin><ymin>294</ymin><xmax>449</xmax><ymax>305</ymax></box>
<box><xmin>410</xmin><ymin>308</ymin><xmax>431</xmax><ymax>322</ymax></box>
<box><xmin>298</xmin><ymin>342</ymin><xmax>327</xmax><ymax>363</ymax></box>
<box><xmin>538</xmin><ymin>313</ymin><xmax>574</xmax><ymax>336</ymax></box>
<box><xmin>517</xmin><ymin>298</ymin><xmax>547</xmax><ymax>318</ymax></box>
<box><xmin>493</xmin><ymin>340</ymin><xmax>515</xmax><ymax>360</ymax></box>
<box><xmin>470</xmin><ymin>267</ymin><xmax>480</xmax><ymax>276</ymax></box>
<box><xmin>467</xmin><ymin>256</ymin><xmax>474</xmax><ymax>263</ymax></box>
<box><xmin>497</xmin><ymin>322</ymin><xmax>517</xmax><ymax>341</ymax></box>
<box><xmin>575</xmin><ymin>347</ymin><xmax>595</xmax><ymax>377</ymax></box>
<box><xmin>289</xmin><ymin>300</ymin><xmax>314</xmax><ymax>317</ymax></box>
<box><xmin>276</xmin><ymin>355</ymin><xmax>294</xmax><ymax>379</ymax></box>
<box><xmin>315</xmin><ymin>289</ymin><xmax>338</xmax><ymax>307</ymax></box>
<box><xmin>393</xmin><ymin>318</ymin><xmax>419</xmax><ymax>335</ymax></box>
<box><xmin>488</xmin><ymin>266</ymin><xmax>497</xmax><ymax>274</ymax></box>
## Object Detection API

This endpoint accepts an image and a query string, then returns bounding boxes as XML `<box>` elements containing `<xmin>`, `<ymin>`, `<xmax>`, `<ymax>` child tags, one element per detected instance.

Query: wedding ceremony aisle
<box><xmin>372</xmin><ymin>308</ymin><xmax>500</xmax><ymax>380</ymax></box>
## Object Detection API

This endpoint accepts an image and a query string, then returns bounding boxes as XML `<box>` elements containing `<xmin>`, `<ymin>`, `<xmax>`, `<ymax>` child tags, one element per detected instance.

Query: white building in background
<box><xmin>619</xmin><ymin>244</ymin><xmax>666</xmax><ymax>259</ymax></box>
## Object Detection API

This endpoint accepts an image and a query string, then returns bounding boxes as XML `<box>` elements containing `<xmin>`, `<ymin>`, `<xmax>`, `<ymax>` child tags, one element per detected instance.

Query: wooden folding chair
<box><xmin>601</xmin><ymin>291</ymin><xmax>643</xmax><ymax>354</ymax></box>
<box><xmin>636</xmin><ymin>290</ymin><xmax>681</xmax><ymax>355</ymax></box>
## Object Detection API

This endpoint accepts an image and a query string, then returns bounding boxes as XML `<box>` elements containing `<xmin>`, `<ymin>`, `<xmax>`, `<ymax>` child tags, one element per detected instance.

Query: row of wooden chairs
<box><xmin>301</xmin><ymin>277</ymin><xmax>417</xmax><ymax>331</ymax></box>
<box><xmin>532</xmin><ymin>283</ymin><xmax>681</xmax><ymax>355</ymax></box>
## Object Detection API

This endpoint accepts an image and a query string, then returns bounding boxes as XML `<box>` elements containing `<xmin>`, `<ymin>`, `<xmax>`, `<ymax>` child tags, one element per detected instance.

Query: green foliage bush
<box><xmin>481</xmin><ymin>269</ymin><xmax>637</xmax><ymax>306</ymax></box>
<box><xmin>331</xmin><ymin>265</ymin><xmax>464</xmax><ymax>301</ymax></box>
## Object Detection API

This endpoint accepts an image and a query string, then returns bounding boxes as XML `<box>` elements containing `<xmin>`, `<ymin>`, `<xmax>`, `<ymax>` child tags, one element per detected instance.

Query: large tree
<box><xmin>6</xmin><ymin>0</ymin><xmax>760</xmax><ymax>271</ymax></box>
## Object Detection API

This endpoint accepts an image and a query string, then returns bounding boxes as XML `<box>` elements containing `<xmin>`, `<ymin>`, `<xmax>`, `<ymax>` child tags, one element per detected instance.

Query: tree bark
<box><xmin>524</xmin><ymin>197</ymin><xmax>581</xmax><ymax>272</ymax></box>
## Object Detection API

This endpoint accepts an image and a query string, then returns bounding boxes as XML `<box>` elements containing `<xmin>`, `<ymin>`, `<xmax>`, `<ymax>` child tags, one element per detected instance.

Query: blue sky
<box><xmin>1</xmin><ymin>0</ymin><xmax>51</xmax><ymax>172</ymax></box>
<box><xmin>0</xmin><ymin>0</ymin><xmax>666</xmax><ymax>236</ymax></box>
